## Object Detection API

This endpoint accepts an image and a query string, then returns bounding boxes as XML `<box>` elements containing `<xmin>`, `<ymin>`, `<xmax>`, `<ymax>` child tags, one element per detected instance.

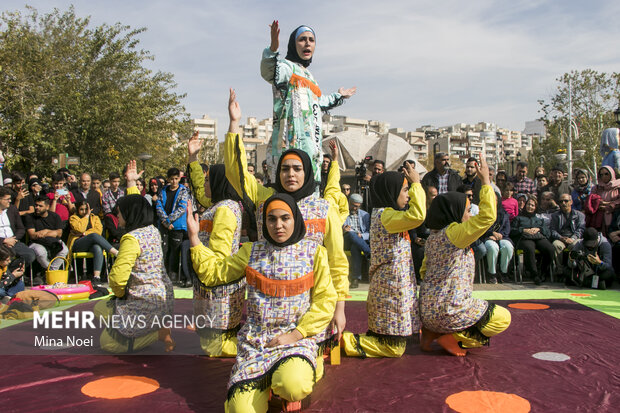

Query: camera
<box><xmin>569</xmin><ymin>250</ymin><xmax>587</xmax><ymax>261</ymax></box>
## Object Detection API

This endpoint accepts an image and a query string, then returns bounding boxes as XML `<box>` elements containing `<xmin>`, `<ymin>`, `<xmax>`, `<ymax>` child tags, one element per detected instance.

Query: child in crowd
<box><xmin>419</xmin><ymin>154</ymin><xmax>511</xmax><ymax>356</ymax></box>
<box><xmin>341</xmin><ymin>161</ymin><xmax>426</xmax><ymax>358</ymax></box>
<box><xmin>0</xmin><ymin>246</ymin><xmax>25</xmax><ymax>302</ymax></box>
<box><xmin>501</xmin><ymin>182</ymin><xmax>518</xmax><ymax>221</ymax></box>
<box><xmin>189</xmin><ymin>194</ymin><xmax>336</xmax><ymax>413</ymax></box>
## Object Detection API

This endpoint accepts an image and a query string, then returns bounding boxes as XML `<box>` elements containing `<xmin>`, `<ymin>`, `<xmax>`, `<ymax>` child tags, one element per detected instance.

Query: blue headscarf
<box><xmin>285</xmin><ymin>25</ymin><xmax>315</xmax><ymax>68</ymax></box>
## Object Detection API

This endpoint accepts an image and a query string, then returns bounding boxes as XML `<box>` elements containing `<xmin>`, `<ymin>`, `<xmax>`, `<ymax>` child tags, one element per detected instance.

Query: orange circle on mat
<box><xmin>446</xmin><ymin>390</ymin><xmax>531</xmax><ymax>413</ymax></box>
<box><xmin>508</xmin><ymin>303</ymin><xmax>549</xmax><ymax>310</ymax></box>
<box><xmin>570</xmin><ymin>293</ymin><xmax>591</xmax><ymax>297</ymax></box>
<box><xmin>81</xmin><ymin>376</ymin><xmax>160</xmax><ymax>399</ymax></box>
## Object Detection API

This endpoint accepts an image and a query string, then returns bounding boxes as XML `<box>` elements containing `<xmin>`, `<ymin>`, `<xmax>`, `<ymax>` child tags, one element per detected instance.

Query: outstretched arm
<box><xmin>269</xmin><ymin>20</ymin><xmax>279</xmax><ymax>52</ymax></box>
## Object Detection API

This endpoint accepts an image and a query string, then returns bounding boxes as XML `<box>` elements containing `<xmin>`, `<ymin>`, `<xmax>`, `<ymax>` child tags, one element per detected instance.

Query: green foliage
<box><xmin>0</xmin><ymin>6</ymin><xmax>191</xmax><ymax>177</ymax></box>
<box><xmin>534</xmin><ymin>69</ymin><xmax>620</xmax><ymax>177</ymax></box>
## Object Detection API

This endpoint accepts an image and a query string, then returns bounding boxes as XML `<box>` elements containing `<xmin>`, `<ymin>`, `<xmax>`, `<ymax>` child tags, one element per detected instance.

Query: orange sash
<box><xmin>245</xmin><ymin>266</ymin><xmax>314</xmax><ymax>297</ymax></box>
<box><xmin>289</xmin><ymin>73</ymin><xmax>322</xmax><ymax>97</ymax></box>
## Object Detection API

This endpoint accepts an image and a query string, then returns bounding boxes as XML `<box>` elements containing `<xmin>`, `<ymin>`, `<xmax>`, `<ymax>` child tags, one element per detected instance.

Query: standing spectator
<box><xmin>136</xmin><ymin>178</ymin><xmax>146</xmax><ymax>196</ymax></box>
<box><xmin>9</xmin><ymin>173</ymin><xmax>34</xmax><ymax>217</ymax></box>
<box><xmin>319</xmin><ymin>153</ymin><xmax>332</xmax><ymax>196</ymax></box>
<box><xmin>71</xmin><ymin>173</ymin><xmax>102</xmax><ymax>216</ymax></box>
<box><xmin>534</xmin><ymin>166</ymin><xmax>545</xmax><ymax>179</ymax></box>
<box><xmin>247</xmin><ymin>163</ymin><xmax>256</xmax><ymax>175</ymax></box>
<box><xmin>254</xmin><ymin>173</ymin><xmax>265</xmax><ymax>185</ymax></box>
<box><xmin>536</xmin><ymin>174</ymin><xmax>548</xmax><ymax>200</ymax></box>
<box><xmin>29</xmin><ymin>179</ymin><xmax>44</xmax><ymax>199</ymax></box>
<box><xmin>25</xmin><ymin>196</ymin><xmax>69</xmax><ymax>273</ymax></box>
<box><xmin>145</xmin><ymin>178</ymin><xmax>161</xmax><ymax>221</ymax></box>
<box><xmin>571</xmin><ymin>169</ymin><xmax>592</xmax><ymax>212</ymax></box>
<box><xmin>511</xmin><ymin>197</ymin><xmax>554</xmax><ymax>285</ymax></box>
<box><xmin>104</xmin><ymin>205</ymin><xmax>125</xmax><ymax>249</ymax></box>
<box><xmin>495</xmin><ymin>170</ymin><xmax>508</xmax><ymax>191</ymax></box>
<box><xmin>341</xmin><ymin>183</ymin><xmax>351</xmax><ymax>197</ymax></box>
<box><xmin>343</xmin><ymin>193</ymin><xmax>370</xmax><ymax>289</ymax></box>
<box><xmin>567</xmin><ymin>227</ymin><xmax>614</xmax><ymax>290</ymax></box>
<box><xmin>462</xmin><ymin>157</ymin><xmax>482</xmax><ymax>204</ymax></box>
<box><xmin>500</xmin><ymin>182</ymin><xmax>518</xmax><ymax>221</ymax></box>
<box><xmin>589</xmin><ymin>166</ymin><xmax>620</xmax><ymax>234</ymax></box>
<box><xmin>510</xmin><ymin>162</ymin><xmax>536</xmax><ymax>195</ymax></box>
<box><xmin>421</xmin><ymin>152</ymin><xmax>461</xmax><ymax>194</ymax></box>
<box><xmin>542</xmin><ymin>165</ymin><xmax>571</xmax><ymax>201</ymax></box>
<box><xmin>102</xmin><ymin>172</ymin><xmax>124</xmax><ymax>214</ymax></box>
<box><xmin>487</xmin><ymin>166</ymin><xmax>501</xmax><ymax>194</ymax></box>
<box><xmin>102</xmin><ymin>179</ymin><xmax>111</xmax><ymax>193</ymax></box>
<box><xmin>47</xmin><ymin>173</ymin><xmax>75</xmax><ymax>229</ymax></box>
<box><xmin>91</xmin><ymin>174</ymin><xmax>103</xmax><ymax>199</ymax></box>
<box><xmin>550</xmin><ymin>193</ymin><xmax>585</xmax><ymax>276</ymax></box>
<box><xmin>600</xmin><ymin>128</ymin><xmax>620</xmax><ymax>175</ymax></box>
<box><xmin>156</xmin><ymin>168</ymin><xmax>190</xmax><ymax>283</ymax></box>
<box><xmin>0</xmin><ymin>187</ymin><xmax>36</xmax><ymax>266</ymax></box>
<box><xmin>261</xmin><ymin>159</ymin><xmax>271</xmax><ymax>185</ymax></box>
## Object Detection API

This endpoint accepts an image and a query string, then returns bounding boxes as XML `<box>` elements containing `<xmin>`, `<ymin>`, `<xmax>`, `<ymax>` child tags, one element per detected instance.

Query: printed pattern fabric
<box><xmin>194</xmin><ymin>200</ymin><xmax>245</xmax><ymax>331</ymax></box>
<box><xmin>419</xmin><ymin>228</ymin><xmax>488</xmax><ymax>333</ymax></box>
<box><xmin>114</xmin><ymin>225</ymin><xmax>174</xmax><ymax>338</ymax></box>
<box><xmin>228</xmin><ymin>239</ymin><xmax>318</xmax><ymax>392</ymax></box>
<box><xmin>367</xmin><ymin>208</ymin><xmax>418</xmax><ymax>337</ymax></box>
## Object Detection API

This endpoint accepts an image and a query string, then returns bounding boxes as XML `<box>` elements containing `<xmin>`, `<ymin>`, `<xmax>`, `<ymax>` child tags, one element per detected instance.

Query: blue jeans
<box><xmin>484</xmin><ymin>239</ymin><xmax>514</xmax><ymax>274</ymax></box>
<box><xmin>72</xmin><ymin>233</ymin><xmax>114</xmax><ymax>273</ymax></box>
<box><xmin>344</xmin><ymin>231</ymin><xmax>370</xmax><ymax>280</ymax></box>
<box><xmin>0</xmin><ymin>279</ymin><xmax>25</xmax><ymax>297</ymax></box>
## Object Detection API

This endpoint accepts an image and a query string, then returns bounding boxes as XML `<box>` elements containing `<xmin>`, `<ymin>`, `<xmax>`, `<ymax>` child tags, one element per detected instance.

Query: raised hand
<box><xmin>403</xmin><ymin>160</ymin><xmax>420</xmax><ymax>184</ymax></box>
<box><xmin>186</xmin><ymin>200</ymin><xmax>201</xmax><ymax>247</ymax></box>
<box><xmin>475</xmin><ymin>153</ymin><xmax>490</xmax><ymax>186</ymax></box>
<box><xmin>188</xmin><ymin>130</ymin><xmax>201</xmax><ymax>162</ymax></box>
<box><xmin>228</xmin><ymin>88</ymin><xmax>241</xmax><ymax>133</ymax></box>
<box><xmin>338</xmin><ymin>86</ymin><xmax>357</xmax><ymax>99</ymax></box>
<box><xmin>329</xmin><ymin>139</ymin><xmax>339</xmax><ymax>160</ymax></box>
<box><xmin>125</xmin><ymin>160</ymin><xmax>144</xmax><ymax>187</ymax></box>
<box><xmin>269</xmin><ymin>20</ymin><xmax>280</xmax><ymax>52</ymax></box>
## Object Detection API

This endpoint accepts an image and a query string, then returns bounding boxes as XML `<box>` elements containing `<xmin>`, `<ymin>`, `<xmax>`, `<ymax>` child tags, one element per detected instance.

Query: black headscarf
<box><xmin>319</xmin><ymin>154</ymin><xmax>332</xmax><ymax>196</ymax></box>
<box><xmin>117</xmin><ymin>194</ymin><xmax>154</xmax><ymax>232</ymax></box>
<box><xmin>285</xmin><ymin>25</ymin><xmax>315</xmax><ymax>68</ymax></box>
<box><xmin>262</xmin><ymin>193</ymin><xmax>306</xmax><ymax>247</ymax></box>
<box><xmin>426</xmin><ymin>192</ymin><xmax>468</xmax><ymax>230</ymax></box>
<box><xmin>275</xmin><ymin>148</ymin><xmax>316</xmax><ymax>201</ymax></box>
<box><xmin>208</xmin><ymin>164</ymin><xmax>241</xmax><ymax>204</ymax></box>
<box><xmin>371</xmin><ymin>171</ymin><xmax>407</xmax><ymax>211</ymax></box>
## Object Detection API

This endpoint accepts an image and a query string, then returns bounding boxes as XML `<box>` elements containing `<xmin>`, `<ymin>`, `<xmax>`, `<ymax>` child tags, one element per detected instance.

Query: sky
<box><xmin>3</xmin><ymin>0</ymin><xmax>620</xmax><ymax>135</ymax></box>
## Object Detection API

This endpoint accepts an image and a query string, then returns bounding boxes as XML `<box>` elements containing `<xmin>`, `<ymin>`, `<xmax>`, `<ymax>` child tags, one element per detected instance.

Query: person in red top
<box><xmin>501</xmin><ymin>182</ymin><xmax>519</xmax><ymax>221</ymax></box>
<box><xmin>46</xmin><ymin>172</ymin><xmax>75</xmax><ymax>229</ymax></box>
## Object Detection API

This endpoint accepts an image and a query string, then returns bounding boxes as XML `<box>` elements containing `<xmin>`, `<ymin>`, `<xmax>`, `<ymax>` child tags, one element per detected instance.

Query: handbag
<box><xmin>46</xmin><ymin>256</ymin><xmax>70</xmax><ymax>285</ymax></box>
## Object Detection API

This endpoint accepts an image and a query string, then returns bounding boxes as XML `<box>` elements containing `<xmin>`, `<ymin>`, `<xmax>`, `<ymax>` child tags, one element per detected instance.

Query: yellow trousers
<box><xmin>225</xmin><ymin>357</ymin><xmax>314</xmax><ymax>413</ymax></box>
<box><xmin>94</xmin><ymin>300</ymin><xmax>158</xmax><ymax>354</ymax></box>
<box><xmin>342</xmin><ymin>332</ymin><xmax>406</xmax><ymax>358</ymax></box>
<box><xmin>200</xmin><ymin>334</ymin><xmax>237</xmax><ymax>357</ymax></box>
<box><xmin>453</xmin><ymin>305</ymin><xmax>511</xmax><ymax>348</ymax></box>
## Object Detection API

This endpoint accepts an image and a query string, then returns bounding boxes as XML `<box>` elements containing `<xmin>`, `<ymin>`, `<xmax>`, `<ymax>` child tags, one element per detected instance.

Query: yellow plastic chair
<box><xmin>72</xmin><ymin>250</ymin><xmax>108</xmax><ymax>282</ymax></box>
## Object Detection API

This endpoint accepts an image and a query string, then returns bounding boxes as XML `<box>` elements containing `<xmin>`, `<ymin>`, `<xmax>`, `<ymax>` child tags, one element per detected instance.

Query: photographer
<box><xmin>567</xmin><ymin>227</ymin><xmax>614</xmax><ymax>290</ymax></box>
<box><xmin>0</xmin><ymin>245</ymin><xmax>25</xmax><ymax>303</ymax></box>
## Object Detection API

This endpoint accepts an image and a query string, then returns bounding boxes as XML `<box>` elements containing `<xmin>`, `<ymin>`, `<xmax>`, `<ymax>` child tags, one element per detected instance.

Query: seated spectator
<box><xmin>510</xmin><ymin>161</ymin><xmax>536</xmax><ymax>195</ymax></box>
<box><xmin>495</xmin><ymin>170</ymin><xmax>508</xmax><ymax>190</ymax></box>
<box><xmin>68</xmin><ymin>201</ymin><xmax>119</xmax><ymax>284</ymax></box>
<box><xmin>102</xmin><ymin>172</ymin><xmax>124</xmax><ymax>214</ymax></box>
<box><xmin>550</xmin><ymin>193</ymin><xmax>585</xmax><ymax>277</ymax></box>
<box><xmin>567</xmin><ymin>227</ymin><xmax>614</xmax><ymax>290</ymax></box>
<box><xmin>516</xmin><ymin>193</ymin><xmax>528</xmax><ymax>214</ymax></box>
<box><xmin>571</xmin><ymin>169</ymin><xmax>592</xmax><ymax>212</ymax></box>
<box><xmin>25</xmin><ymin>196</ymin><xmax>69</xmax><ymax>274</ymax></box>
<box><xmin>421</xmin><ymin>152</ymin><xmax>461</xmax><ymax>194</ymax></box>
<box><xmin>462</xmin><ymin>157</ymin><xmax>482</xmax><ymax>204</ymax></box>
<box><xmin>511</xmin><ymin>197</ymin><xmax>554</xmax><ymax>285</ymax></box>
<box><xmin>71</xmin><ymin>173</ymin><xmax>102</xmax><ymax>216</ymax></box>
<box><xmin>501</xmin><ymin>182</ymin><xmax>518</xmax><ymax>221</ymax></box>
<box><xmin>9</xmin><ymin>172</ymin><xmax>34</xmax><ymax>217</ymax></box>
<box><xmin>47</xmin><ymin>172</ymin><xmax>75</xmax><ymax>229</ymax></box>
<box><xmin>487</xmin><ymin>166</ymin><xmax>501</xmax><ymax>194</ymax></box>
<box><xmin>608</xmin><ymin>209</ymin><xmax>620</xmax><ymax>278</ymax></box>
<box><xmin>588</xmin><ymin>166</ymin><xmax>620</xmax><ymax>234</ymax></box>
<box><xmin>343</xmin><ymin>193</ymin><xmax>370</xmax><ymax>289</ymax></box>
<box><xmin>29</xmin><ymin>178</ymin><xmax>44</xmax><ymax>199</ymax></box>
<box><xmin>538</xmin><ymin>191</ymin><xmax>559</xmax><ymax>227</ymax></box>
<box><xmin>479</xmin><ymin>196</ymin><xmax>513</xmax><ymax>284</ymax></box>
<box><xmin>104</xmin><ymin>205</ymin><xmax>125</xmax><ymax>249</ymax></box>
<box><xmin>457</xmin><ymin>185</ymin><xmax>479</xmax><ymax>216</ymax></box>
<box><xmin>0</xmin><ymin>245</ymin><xmax>26</xmax><ymax>302</ymax></box>
<box><xmin>0</xmin><ymin>187</ymin><xmax>36</xmax><ymax>268</ymax></box>
<box><xmin>542</xmin><ymin>165</ymin><xmax>570</xmax><ymax>200</ymax></box>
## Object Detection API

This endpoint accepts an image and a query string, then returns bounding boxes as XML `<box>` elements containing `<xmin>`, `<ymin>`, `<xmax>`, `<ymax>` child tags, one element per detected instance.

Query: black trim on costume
<box><xmin>105</xmin><ymin>327</ymin><xmax>136</xmax><ymax>353</ymax></box>
<box><xmin>459</xmin><ymin>303</ymin><xmax>496</xmax><ymax>347</ymax></box>
<box><xmin>353</xmin><ymin>333</ymin><xmax>367</xmax><ymax>359</ymax></box>
<box><xmin>320</xmin><ymin>95</ymin><xmax>345</xmax><ymax>112</ymax></box>
<box><xmin>226</xmin><ymin>355</ymin><xmax>316</xmax><ymax>401</ymax></box>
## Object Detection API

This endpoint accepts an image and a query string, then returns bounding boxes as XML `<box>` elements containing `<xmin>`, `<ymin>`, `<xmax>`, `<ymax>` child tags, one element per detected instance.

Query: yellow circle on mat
<box><xmin>508</xmin><ymin>303</ymin><xmax>549</xmax><ymax>310</ymax></box>
<box><xmin>570</xmin><ymin>293</ymin><xmax>591</xmax><ymax>297</ymax></box>
<box><xmin>446</xmin><ymin>390</ymin><xmax>531</xmax><ymax>413</ymax></box>
<box><xmin>81</xmin><ymin>376</ymin><xmax>160</xmax><ymax>399</ymax></box>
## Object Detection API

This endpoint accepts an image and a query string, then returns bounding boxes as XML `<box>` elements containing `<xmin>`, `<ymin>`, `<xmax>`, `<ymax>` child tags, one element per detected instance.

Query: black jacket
<box><xmin>421</xmin><ymin>168</ymin><xmax>462</xmax><ymax>193</ymax></box>
<box><xmin>550</xmin><ymin>209</ymin><xmax>585</xmax><ymax>241</ymax></box>
<box><xmin>71</xmin><ymin>189</ymin><xmax>102</xmax><ymax>216</ymax></box>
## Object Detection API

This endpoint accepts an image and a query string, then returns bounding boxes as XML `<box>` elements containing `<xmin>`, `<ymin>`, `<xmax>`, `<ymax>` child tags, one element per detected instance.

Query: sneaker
<box><xmin>598</xmin><ymin>280</ymin><xmax>607</xmax><ymax>290</ymax></box>
<box><xmin>487</xmin><ymin>275</ymin><xmax>498</xmax><ymax>284</ymax></box>
<box><xmin>350</xmin><ymin>279</ymin><xmax>359</xmax><ymax>289</ymax></box>
<box><xmin>500</xmin><ymin>272</ymin><xmax>511</xmax><ymax>283</ymax></box>
<box><xmin>91</xmin><ymin>277</ymin><xmax>102</xmax><ymax>287</ymax></box>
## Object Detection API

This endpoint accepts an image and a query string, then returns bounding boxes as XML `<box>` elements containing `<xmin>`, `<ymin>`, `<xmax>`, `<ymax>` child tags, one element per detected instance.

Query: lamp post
<box><xmin>137</xmin><ymin>153</ymin><xmax>152</xmax><ymax>178</ymax></box>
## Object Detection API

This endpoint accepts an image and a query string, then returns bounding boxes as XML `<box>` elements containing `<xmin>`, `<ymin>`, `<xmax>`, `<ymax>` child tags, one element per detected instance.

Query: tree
<box><xmin>534</xmin><ymin>69</ymin><xmax>620</xmax><ymax>178</ymax></box>
<box><xmin>0</xmin><ymin>6</ymin><xmax>191</xmax><ymax>176</ymax></box>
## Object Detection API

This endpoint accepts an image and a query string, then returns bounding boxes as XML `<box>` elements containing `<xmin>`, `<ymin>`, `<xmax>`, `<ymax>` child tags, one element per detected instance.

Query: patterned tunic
<box><xmin>194</xmin><ymin>200</ymin><xmax>245</xmax><ymax>334</ymax></box>
<box><xmin>113</xmin><ymin>225</ymin><xmax>174</xmax><ymax>338</ymax></box>
<box><xmin>419</xmin><ymin>228</ymin><xmax>488</xmax><ymax>333</ymax></box>
<box><xmin>228</xmin><ymin>239</ymin><xmax>318</xmax><ymax>395</ymax></box>
<box><xmin>261</xmin><ymin>48</ymin><xmax>344</xmax><ymax>182</ymax></box>
<box><xmin>367</xmin><ymin>208</ymin><xmax>418</xmax><ymax>337</ymax></box>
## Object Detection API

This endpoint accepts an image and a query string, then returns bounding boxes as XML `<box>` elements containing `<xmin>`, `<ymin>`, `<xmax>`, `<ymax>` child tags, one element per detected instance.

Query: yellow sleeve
<box><xmin>190</xmin><ymin>242</ymin><xmax>251</xmax><ymax>286</ymax></box>
<box><xmin>85</xmin><ymin>216</ymin><xmax>103</xmax><ymax>236</ymax></box>
<box><xmin>419</xmin><ymin>256</ymin><xmax>427</xmax><ymax>280</ymax></box>
<box><xmin>108</xmin><ymin>233</ymin><xmax>141</xmax><ymax>297</ymax></box>
<box><xmin>69</xmin><ymin>215</ymin><xmax>89</xmax><ymax>233</ymax></box>
<box><xmin>445</xmin><ymin>185</ymin><xmax>497</xmax><ymax>249</ymax></box>
<box><xmin>224</xmin><ymin>132</ymin><xmax>274</xmax><ymax>205</ymax></box>
<box><xmin>126</xmin><ymin>186</ymin><xmax>140</xmax><ymax>195</ymax></box>
<box><xmin>322</xmin><ymin>161</ymin><xmax>349</xmax><ymax>223</ymax></box>
<box><xmin>296</xmin><ymin>246</ymin><xmax>337</xmax><ymax>338</ymax></box>
<box><xmin>324</xmin><ymin>203</ymin><xmax>349</xmax><ymax>300</ymax></box>
<box><xmin>189</xmin><ymin>161</ymin><xmax>212</xmax><ymax>208</ymax></box>
<box><xmin>380</xmin><ymin>183</ymin><xmax>426</xmax><ymax>233</ymax></box>
<box><xmin>207</xmin><ymin>206</ymin><xmax>238</xmax><ymax>259</ymax></box>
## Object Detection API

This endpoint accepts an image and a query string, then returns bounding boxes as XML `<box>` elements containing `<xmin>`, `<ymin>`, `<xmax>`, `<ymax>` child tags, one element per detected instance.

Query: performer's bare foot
<box><xmin>437</xmin><ymin>334</ymin><xmax>467</xmax><ymax>357</ymax></box>
<box><xmin>158</xmin><ymin>328</ymin><xmax>175</xmax><ymax>352</ymax></box>
<box><xmin>420</xmin><ymin>326</ymin><xmax>441</xmax><ymax>352</ymax></box>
